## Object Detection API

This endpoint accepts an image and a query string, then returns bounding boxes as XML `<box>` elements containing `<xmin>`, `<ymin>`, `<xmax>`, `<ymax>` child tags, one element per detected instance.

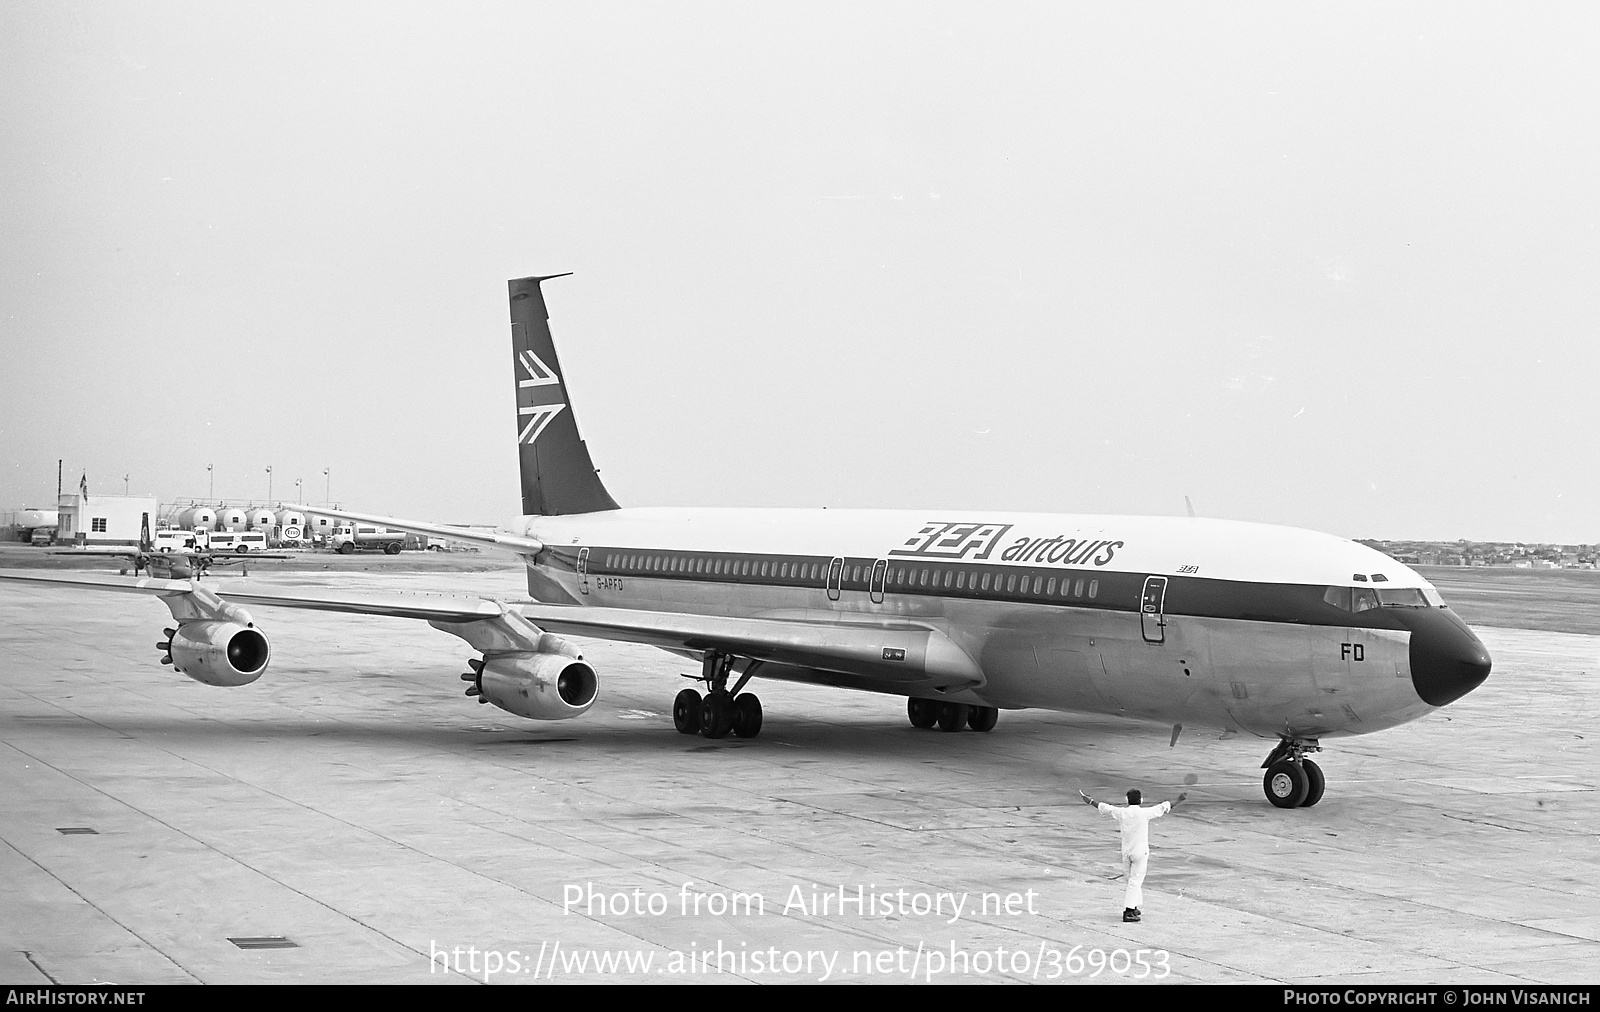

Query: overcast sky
<box><xmin>3</xmin><ymin>2</ymin><xmax>1596</xmax><ymax>543</ymax></box>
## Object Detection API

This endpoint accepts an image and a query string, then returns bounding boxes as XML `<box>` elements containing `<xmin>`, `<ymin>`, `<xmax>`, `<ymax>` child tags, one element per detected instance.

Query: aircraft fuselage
<box><xmin>517</xmin><ymin>507</ymin><xmax>1491</xmax><ymax>742</ymax></box>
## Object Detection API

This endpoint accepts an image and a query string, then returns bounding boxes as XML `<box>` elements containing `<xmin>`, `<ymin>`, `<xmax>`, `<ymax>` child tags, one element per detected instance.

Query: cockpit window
<box><xmin>1325</xmin><ymin>585</ymin><xmax>1429</xmax><ymax>611</ymax></box>
<box><xmin>1375</xmin><ymin>587</ymin><xmax>1429</xmax><ymax>608</ymax></box>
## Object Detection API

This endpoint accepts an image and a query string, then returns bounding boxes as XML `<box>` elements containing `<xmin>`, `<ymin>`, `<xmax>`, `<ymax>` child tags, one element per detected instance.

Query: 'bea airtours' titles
<box><xmin>891</xmin><ymin>522</ymin><xmax>1124</xmax><ymax>568</ymax></box>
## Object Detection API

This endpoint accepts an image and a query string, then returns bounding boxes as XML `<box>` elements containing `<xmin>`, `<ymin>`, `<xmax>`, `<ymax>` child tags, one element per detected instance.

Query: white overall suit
<box><xmin>1097</xmin><ymin>801</ymin><xmax>1171</xmax><ymax>910</ymax></box>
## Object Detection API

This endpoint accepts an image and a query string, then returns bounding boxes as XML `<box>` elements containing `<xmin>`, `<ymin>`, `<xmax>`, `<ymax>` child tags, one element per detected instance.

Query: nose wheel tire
<box><xmin>907</xmin><ymin>698</ymin><xmax>939</xmax><ymax>729</ymax></box>
<box><xmin>673</xmin><ymin>688</ymin><xmax>703</xmax><ymax>735</ymax></box>
<box><xmin>1299</xmin><ymin>758</ymin><xmax>1326</xmax><ymax>807</ymax></box>
<box><xmin>1263</xmin><ymin>760</ymin><xmax>1310</xmax><ymax>808</ymax></box>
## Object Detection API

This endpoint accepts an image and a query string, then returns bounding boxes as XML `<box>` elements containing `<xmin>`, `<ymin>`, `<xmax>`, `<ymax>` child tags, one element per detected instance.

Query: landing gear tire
<box><xmin>731</xmin><ymin>694</ymin><xmax>763</xmax><ymax>738</ymax></box>
<box><xmin>673</xmin><ymin>688</ymin><xmax>703</xmax><ymax>735</ymax></box>
<box><xmin>967</xmin><ymin>706</ymin><xmax>999</xmax><ymax>732</ymax></box>
<box><xmin>1264</xmin><ymin>760</ymin><xmax>1310</xmax><ymax>808</ymax></box>
<box><xmin>907</xmin><ymin>698</ymin><xmax>939</xmax><ymax>729</ymax></box>
<box><xmin>936</xmin><ymin>702</ymin><xmax>969</xmax><ymax>732</ymax></box>
<box><xmin>700</xmin><ymin>689</ymin><xmax>734</xmax><ymax>739</ymax></box>
<box><xmin>1299</xmin><ymin>759</ymin><xmax>1326</xmax><ymax>808</ymax></box>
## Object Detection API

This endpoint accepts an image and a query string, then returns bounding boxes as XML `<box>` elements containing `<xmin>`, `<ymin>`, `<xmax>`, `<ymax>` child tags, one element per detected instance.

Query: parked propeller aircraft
<box><xmin>52</xmin><ymin>514</ymin><xmax>291</xmax><ymax>578</ymax></box>
<box><xmin>0</xmin><ymin>275</ymin><xmax>1492</xmax><ymax>807</ymax></box>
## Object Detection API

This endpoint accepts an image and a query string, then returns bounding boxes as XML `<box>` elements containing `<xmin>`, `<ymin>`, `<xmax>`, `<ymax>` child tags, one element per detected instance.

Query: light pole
<box><xmin>123</xmin><ymin>474</ymin><xmax>129</xmax><ymax>495</ymax></box>
<box><xmin>295</xmin><ymin>478</ymin><xmax>302</xmax><ymax>503</ymax></box>
<box><xmin>207</xmin><ymin>463</ymin><xmax>214</xmax><ymax>501</ymax></box>
<box><xmin>323</xmin><ymin>467</ymin><xmax>330</xmax><ymax>504</ymax></box>
<box><xmin>266</xmin><ymin>466</ymin><xmax>273</xmax><ymax>504</ymax></box>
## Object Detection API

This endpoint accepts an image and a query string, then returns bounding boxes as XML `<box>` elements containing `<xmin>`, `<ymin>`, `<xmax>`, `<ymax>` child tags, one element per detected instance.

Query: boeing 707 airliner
<box><xmin>0</xmin><ymin>275</ymin><xmax>1492</xmax><ymax>808</ymax></box>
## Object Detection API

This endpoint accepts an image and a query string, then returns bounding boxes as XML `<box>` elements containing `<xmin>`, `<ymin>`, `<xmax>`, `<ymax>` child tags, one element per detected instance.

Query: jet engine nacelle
<box><xmin>163</xmin><ymin>621</ymin><xmax>271</xmax><ymax>687</ymax></box>
<box><xmin>476</xmin><ymin>651</ymin><xmax>598</xmax><ymax>721</ymax></box>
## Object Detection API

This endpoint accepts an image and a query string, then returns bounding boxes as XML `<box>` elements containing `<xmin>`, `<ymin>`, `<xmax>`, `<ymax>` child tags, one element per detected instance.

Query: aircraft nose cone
<box><xmin>1409</xmin><ymin>609</ymin><xmax>1491</xmax><ymax>707</ymax></box>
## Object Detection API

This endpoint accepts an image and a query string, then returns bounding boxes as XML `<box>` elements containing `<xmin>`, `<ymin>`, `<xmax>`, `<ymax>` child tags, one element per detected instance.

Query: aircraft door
<box><xmin>1140</xmin><ymin>576</ymin><xmax>1167</xmax><ymax>644</ymax></box>
<box><xmin>577</xmin><ymin>547</ymin><xmax>590</xmax><ymax>595</ymax></box>
<box><xmin>869</xmin><ymin>559</ymin><xmax>887</xmax><ymax>604</ymax></box>
<box><xmin>826</xmin><ymin>556</ymin><xmax>844</xmax><ymax>601</ymax></box>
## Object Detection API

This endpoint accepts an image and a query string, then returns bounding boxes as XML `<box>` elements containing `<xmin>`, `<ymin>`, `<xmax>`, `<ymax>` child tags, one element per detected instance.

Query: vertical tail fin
<box><xmin>509</xmin><ymin>275</ymin><xmax>620</xmax><ymax>516</ymax></box>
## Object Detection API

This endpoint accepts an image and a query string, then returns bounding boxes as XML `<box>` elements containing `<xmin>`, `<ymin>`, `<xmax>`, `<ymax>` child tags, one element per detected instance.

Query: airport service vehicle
<box><xmin>208</xmin><ymin>531</ymin><xmax>268</xmax><ymax>554</ymax></box>
<box><xmin>8</xmin><ymin>508</ymin><xmax>58</xmax><ymax>544</ymax></box>
<box><xmin>153</xmin><ymin>529</ymin><xmax>197</xmax><ymax>553</ymax></box>
<box><xmin>0</xmin><ymin>275</ymin><xmax>1492</xmax><ymax>808</ymax></box>
<box><xmin>330</xmin><ymin>524</ymin><xmax>404</xmax><ymax>555</ymax></box>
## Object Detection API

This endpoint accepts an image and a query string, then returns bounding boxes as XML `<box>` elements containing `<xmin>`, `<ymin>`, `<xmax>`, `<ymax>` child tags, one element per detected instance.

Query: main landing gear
<box><xmin>1261</xmin><ymin>737</ymin><xmax>1326</xmax><ymax>808</ymax></box>
<box><xmin>673</xmin><ymin>650</ymin><xmax>763</xmax><ymax>740</ymax></box>
<box><xmin>906</xmin><ymin>697</ymin><xmax>999</xmax><ymax>733</ymax></box>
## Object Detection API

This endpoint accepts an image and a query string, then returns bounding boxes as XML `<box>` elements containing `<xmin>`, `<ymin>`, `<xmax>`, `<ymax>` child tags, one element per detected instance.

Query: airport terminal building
<box><xmin>55</xmin><ymin>493</ymin><xmax>158</xmax><ymax>546</ymax></box>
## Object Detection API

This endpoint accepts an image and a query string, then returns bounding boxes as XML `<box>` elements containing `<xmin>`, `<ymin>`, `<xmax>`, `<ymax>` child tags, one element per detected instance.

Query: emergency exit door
<box><xmin>826</xmin><ymin>556</ymin><xmax>844</xmax><ymax>601</ymax></box>
<box><xmin>577</xmin><ymin>547</ymin><xmax>590</xmax><ymax>595</ymax></box>
<box><xmin>869</xmin><ymin>559</ymin><xmax>887</xmax><ymax>604</ymax></box>
<box><xmin>1140</xmin><ymin>576</ymin><xmax>1167</xmax><ymax>643</ymax></box>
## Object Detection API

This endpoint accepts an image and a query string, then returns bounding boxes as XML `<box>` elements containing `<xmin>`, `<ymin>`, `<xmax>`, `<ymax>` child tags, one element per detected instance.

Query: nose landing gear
<box><xmin>673</xmin><ymin>650</ymin><xmax>764</xmax><ymax>740</ymax></box>
<box><xmin>1261</xmin><ymin>737</ymin><xmax>1326</xmax><ymax>808</ymax></box>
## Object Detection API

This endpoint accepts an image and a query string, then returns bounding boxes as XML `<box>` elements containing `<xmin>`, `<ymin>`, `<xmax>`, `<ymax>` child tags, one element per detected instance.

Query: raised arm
<box><xmin>1079</xmin><ymin>790</ymin><xmax>1099</xmax><ymax>808</ymax></box>
<box><xmin>1168</xmin><ymin>792</ymin><xmax>1189</xmax><ymax>808</ymax></box>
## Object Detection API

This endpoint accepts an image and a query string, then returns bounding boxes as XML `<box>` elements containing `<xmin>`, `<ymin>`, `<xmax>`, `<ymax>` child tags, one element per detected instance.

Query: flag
<box><xmin>79</xmin><ymin>472</ymin><xmax>89</xmax><ymax>503</ymax></box>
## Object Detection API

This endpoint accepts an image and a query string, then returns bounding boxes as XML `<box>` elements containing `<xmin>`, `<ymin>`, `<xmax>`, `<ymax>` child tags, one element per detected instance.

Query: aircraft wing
<box><xmin>0</xmin><ymin>570</ymin><xmax>983</xmax><ymax>690</ymax></box>
<box><xmin>517</xmin><ymin>603</ymin><xmax>985</xmax><ymax>690</ymax></box>
<box><xmin>295</xmin><ymin>505</ymin><xmax>545</xmax><ymax>556</ymax></box>
<box><xmin>0</xmin><ymin>570</ymin><xmax>505</xmax><ymax>621</ymax></box>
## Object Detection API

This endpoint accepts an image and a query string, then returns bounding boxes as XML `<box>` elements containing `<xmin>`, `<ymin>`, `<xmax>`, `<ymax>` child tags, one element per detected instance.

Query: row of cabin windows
<box><xmin>597</xmin><ymin>551</ymin><xmax>1098</xmax><ymax>601</ymax></box>
<box><xmin>891</xmin><ymin>565</ymin><xmax>1099</xmax><ymax>600</ymax></box>
<box><xmin>605</xmin><ymin>553</ymin><xmax>822</xmax><ymax>582</ymax></box>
